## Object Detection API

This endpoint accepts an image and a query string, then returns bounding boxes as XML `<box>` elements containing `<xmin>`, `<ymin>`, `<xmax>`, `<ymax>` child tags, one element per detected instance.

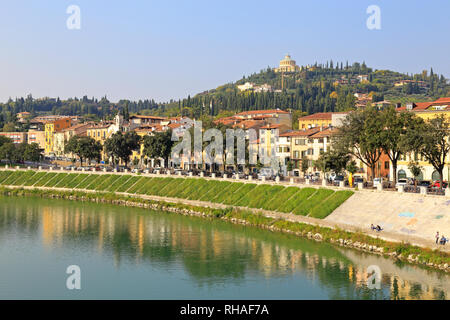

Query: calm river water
<box><xmin>0</xmin><ymin>196</ymin><xmax>448</xmax><ymax>300</ymax></box>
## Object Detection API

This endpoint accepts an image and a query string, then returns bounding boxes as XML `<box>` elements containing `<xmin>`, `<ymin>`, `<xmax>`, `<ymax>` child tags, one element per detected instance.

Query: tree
<box><xmin>346</xmin><ymin>160</ymin><xmax>358</xmax><ymax>174</ymax></box>
<box><xmin>105</xmin><ymin>131</ymin><xmax>141</xmax><ymax>167</ymax></box>
<box><xmin>402</xmin><ymin>115</ymin><xmax>450</xmax><ymax>189</ymax></box>
<box><xmin>2</xmin><ymin>122</ymin><xmax>15</xmax><ymax>132</ymax></box>
<box><xmin>0</xmin><ymin>136</ymin><xmax>12</xmax><ymax>147</ymax></box>
<box><xmin>316</xmin><ymin>149</ymin><xmax>350</xmax><ymax>177</ymax></box>
<box><xmin>0</xmin><ymin>143</ymin><xmax>17</xmax><ymax>164</ymax></box>
<box><xmin>65</xmin><ymin>135</ymin><xmax>102</xmax><ymax>166</ymax></box>
<box><xmin>407</xmin><ymin>161</ymin><xmax>423</xmax><ymax>187</ymax></box>
<box><xmin>13</xmin><ymin>143</ymin><xmax>28</xmax><ymax>163</ymax></box>
<box><xmin>334</xmin><ymin>107</ymin><xmax>384</xmax><ymax>181</ymax></box>
<box><xmin>286</xmin><ymin>161</ymin><xmax>294</xmax><ymax>172</ymax></box>
<box><xmin>143</xmin><ymin>130</ymin><xmax>174</xmax><ymax>168</ymax></box>
<box><xmin>301</xmin><ymin>158</ymin><xmax>309</xmax><ymax>176</ymax></box>
<box><xmin>379</xmin><ymin>107</ymin><xmax>415</xmax><ymax>183</ymax></box>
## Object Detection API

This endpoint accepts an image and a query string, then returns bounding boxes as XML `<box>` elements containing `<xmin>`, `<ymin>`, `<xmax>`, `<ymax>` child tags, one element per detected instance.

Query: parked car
<box><xmin>418</xmin><ymin>180</ymin><xmax>431</xmax><ymax>187</ymax></box>
<box><xmin>432</xmin><ymin>181</ymin><xmax>448</xmax><ymax>189</ymax></box>
<box><xmin>353</xmin><ymin>176</ymin><xmax>364</xmax><ymax>184</ymax></box>
<box><xmin>258</xmin><ymin>167</ymin><xmax>276</xmax><ymax>180</ymax></box>
<box><xmin>232</xmin><ymin>171</ymin><xmax>246</xmax><ymax>179</ymax></box>
<box><xmin>395</xmin><ymin>178</ymin><xmax>408</xmax><ymax>188</ymax></box>
<box><xmin>333</xmin><ymin>175</ymin><xmax>345</xmax><ymax>186</ymax></box>
<box><xmin>173</xmin><ymin>168</ymin><xmax>183</xmax><ymax>175</ymax></box>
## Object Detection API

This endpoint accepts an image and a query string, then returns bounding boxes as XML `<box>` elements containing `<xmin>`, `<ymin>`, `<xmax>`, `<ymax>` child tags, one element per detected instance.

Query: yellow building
<box><xmin>86</xmin><ymin>124</ymin><xmax>115</xmax><ymax>161</ymax></box>
<box><xmin>395</xmin><ymin>98</ymin><xmax>450</xmax><ymax>182</ymax></box>
<box><xmin>131</xmin><ymin>128</ymin><xmax>152</xmax><ymax>163</ymax></box>
<box><xmin>259</xmin><ymin>124</ymin><xmax>291</xmax><ymax>160</ymax></box>
<box><xmin>44</xmin><ymin>118</ymin><xmax>71</xmax><ymax>154</ymax></box>
<box><xmin>274</xmin><ymin>55</ymin><xmax>301</xmax><ymax>73</ymax></box>
<box><xmin>279</xmin><ymin>128</ymin><xmax>320</xmax><ymax>176</ymax></box>
<box><xmin>27</xmin><ymin>130</ymin><xmax>46</xmax><ymax>149</ymax></box>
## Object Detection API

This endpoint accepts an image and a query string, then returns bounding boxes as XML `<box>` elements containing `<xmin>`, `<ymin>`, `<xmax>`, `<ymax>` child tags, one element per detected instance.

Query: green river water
<box><xmin>0</xmin><ymin>196</ymin><xmax>448</xmax><ymax>300</ymax></box>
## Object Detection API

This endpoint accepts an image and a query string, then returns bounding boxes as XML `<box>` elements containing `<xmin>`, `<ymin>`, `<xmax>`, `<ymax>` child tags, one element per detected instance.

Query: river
<box><xmin>0</xmin><ymin>196</ymin><xmax>448</xmax><ymax>300</ymax></box>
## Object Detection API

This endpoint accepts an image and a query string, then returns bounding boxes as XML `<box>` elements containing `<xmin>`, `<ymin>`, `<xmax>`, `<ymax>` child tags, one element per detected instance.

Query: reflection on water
<box><xmin>0</xmin><ymin>196</ymin><xmax>448</xmax><ymax>300</ymax></box>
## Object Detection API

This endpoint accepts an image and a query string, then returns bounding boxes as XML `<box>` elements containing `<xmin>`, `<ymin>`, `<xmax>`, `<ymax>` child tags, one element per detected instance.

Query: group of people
<box><xmin>435</xmin><ymin>232</ymin><xmax>447</xmax><ymax>245</ymax></box>
<box><xmin>371</xmin><ymin>224</ymin><xmax>383</xmax><ymax>232</ymax></box>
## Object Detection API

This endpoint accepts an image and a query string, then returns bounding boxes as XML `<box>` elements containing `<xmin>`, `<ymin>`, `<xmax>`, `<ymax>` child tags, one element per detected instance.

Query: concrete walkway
<box><xmin>326</xmin><ymin>189</ymin><xmax>450</xmax><ymax>251</ymax></box>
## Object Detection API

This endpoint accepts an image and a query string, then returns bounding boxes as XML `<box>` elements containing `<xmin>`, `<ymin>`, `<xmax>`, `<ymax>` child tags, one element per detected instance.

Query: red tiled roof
<box><xmin>298</xmin><ymin>112</ymin><xmax>348</xmax><ymax>121</ymax></box>
<box><xmin>130</xmin><ymin>115</ymin><xmax>166</xmax><ymax>120</ymax></box>
<box><xmin>309</xmin><ymin>127</ymin><xmax>338</xmax><ymax>138</ymax></box>
<box><xmin>279</xmin><ymin>128</ymin><xmax>320</xmax><ymax>137</ymax></box>
<box><xmin>232</xmin><ymin>119</ymin><xmax>264</xmax><ymax>129</ymax></box>
<box><xmin>413</xmin><ymin>102</ymin><xmax>433</xmax><ymax>110</ymax></box>
<box><xmin>433</xmin><ymin>97</ymin><xmax>450</xmax><ymax>104</ymax></box>
<box><xmin>236</xmin><ymin>109</ymin><xmax>290</xmax><ymax>116</ymax></box>
<box><xmin>397</xmin><ymin>97</ymin><xmax>450</xmax><ymax>112</ymax></box>
<box><xmin>260</xmin><ymin>124</ymin><xmax>282</xmax><ymax>129</ymax></box>
<box><xmin>168</xmin><ymin>123</ymin><xmax>183</xmax><ymax>129</ymax></box>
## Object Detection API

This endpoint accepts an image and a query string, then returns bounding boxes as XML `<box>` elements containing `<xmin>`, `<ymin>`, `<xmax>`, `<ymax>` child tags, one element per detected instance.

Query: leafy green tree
<box><xmin>346</xmin><ymin>160</ymin><xmax>358</xmax><ymax>174</ymax></box>
<box><xmin>402</xmin><ymin>115</ymin><xmax>450</xmax><ymax>189</ymax></box>
<box><xmin>379</xmin><ymin>107</ymin><xmax>415</xmax><ymax>183</ymax></box>
<box><xmin>13</xmin><ymin>143</ymin><xmax>28</xmax><ymax>163</ymax></box>
<box><xmin>0</xmin><ymin>136</ymin><xmax>12</xmax><ymax>148</ymax></box>
<box><xmin>2</xmin><ymin>122</ymin><xmax>16</xmax><ymax>132</ymax></box>
<box><xmin>316</xmin><ymin>149</ymin><xmax>350</xmax><ymax>177</ymax></box>
<box><xmin>65</xmin><ymin>135</ymin><xmax>102</xmax><ymax>166</ymax></box>
<box><xmin>407</xmin><ymin>161</ymin><xmax>423</xmax><ymax>187</ymax></box>
<box><xmin>0</xmin><ymin>143</ymin><xmax>17</xmax><ymax>164</ymax></box>
<box><xmin>334</xmin><ymin>107</ymin><xmax>384</xmax><ymax>181</ymax></box>
<box><xmin>143</xmin><ymin>130</ymin><xmax>174</xmax><ymax>167</ymax></box>
<box><xmin>105</xmin><ymin>131</ymin><xmax>141</xmax><ymax>167</ymax></box>
<box><xmin>301</xmin><ymin>158</ymin><xmax>309</xmax><ymax>176</ymax></box>
<box><xmin>286</xmin><ymin>161</ymin><xmax>294</xmax><ymax>172</ymax></box>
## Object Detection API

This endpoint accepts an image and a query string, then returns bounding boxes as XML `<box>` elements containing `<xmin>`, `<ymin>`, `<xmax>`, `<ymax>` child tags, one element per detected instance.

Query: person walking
<box><xmin>436</xmin><ymin>232</ymin><xmax>440</xmax><ymax>244</ymax></box>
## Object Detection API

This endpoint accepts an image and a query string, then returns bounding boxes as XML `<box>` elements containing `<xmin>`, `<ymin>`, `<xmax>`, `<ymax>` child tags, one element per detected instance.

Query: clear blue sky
<box><xmin>0</xmin><ymin>0</ymin><xmax>449</xmax><ymax>103</ymax></box>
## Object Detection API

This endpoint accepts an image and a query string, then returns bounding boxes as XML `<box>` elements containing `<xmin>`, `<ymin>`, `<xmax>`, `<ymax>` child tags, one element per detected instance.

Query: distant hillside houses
<box><xmin>237</xmin><ymin>82</ymin><xmax>273</xmax><ymax>93</ymax></box>
<box><xmin>394</xmin><ymin>79</ymin><xmax>429</xmax><ymax>88</ymax></box>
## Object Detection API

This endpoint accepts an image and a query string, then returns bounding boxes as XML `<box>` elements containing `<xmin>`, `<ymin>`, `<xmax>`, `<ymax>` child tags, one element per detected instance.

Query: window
<box><xmin>293</xmin><ymin>151</ymin><xmax>299</xmax><ymax>158</ymax></box>
<box><xmin>398</xmin><ymin>170</ymin><xmax>407</xmax><ymax>179</ymax></box>
<box><xmin>384</xmin><ymin>161</ymin><xmax>389</xmax><ymax>169</ymax></box>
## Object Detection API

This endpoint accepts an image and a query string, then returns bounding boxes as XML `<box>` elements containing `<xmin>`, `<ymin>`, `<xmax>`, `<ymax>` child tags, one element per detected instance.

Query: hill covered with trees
<box><xmin>1</xmin><ymin>60</ymin><xmax>449</xmax><ymax>131</ymax></box>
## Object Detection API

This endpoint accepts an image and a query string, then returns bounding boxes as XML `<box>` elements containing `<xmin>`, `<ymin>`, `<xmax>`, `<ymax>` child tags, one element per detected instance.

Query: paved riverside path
<box><xmin>326</xmin><ymin>189</ymin><xmax>450</xmax><ymax>250</ymax></box>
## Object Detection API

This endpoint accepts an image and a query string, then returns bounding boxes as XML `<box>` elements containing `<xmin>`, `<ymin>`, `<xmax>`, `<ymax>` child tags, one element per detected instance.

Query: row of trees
<box><xmin>64</xmin><ymin>130</ymin><xmax>174</xmax><ymax>168</ymax></box>
<box><xmin>318</xmin><ymin>107</ymin><xmax>449</xmax><ymax>188</ymax></box>
<box><xmin>0</xmin><ymin>136</ymin><xmax>41</xmax><ymax>164</ymax></box>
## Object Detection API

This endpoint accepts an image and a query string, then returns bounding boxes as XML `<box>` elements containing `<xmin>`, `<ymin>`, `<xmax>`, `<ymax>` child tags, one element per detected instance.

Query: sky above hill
<box><xmin>0</xmin><ymin>0</ymin><xmax>449</xmax><ymax>103</ymax></box>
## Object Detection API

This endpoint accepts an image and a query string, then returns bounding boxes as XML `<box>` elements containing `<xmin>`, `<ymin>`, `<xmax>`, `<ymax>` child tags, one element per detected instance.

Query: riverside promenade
<box><xmin>1</xmin><ymin>166</ymin><xmax>450</xmax><ymax>251</ymax></box>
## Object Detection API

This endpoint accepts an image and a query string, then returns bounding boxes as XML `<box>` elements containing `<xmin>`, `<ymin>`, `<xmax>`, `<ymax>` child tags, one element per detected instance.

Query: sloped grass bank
<box><xmin>0</xmin><ymin>170</ymin><xmax>354</xmax><ymax>219</ymax></box>
<box><xmin>0</xmin><ymin>186</ymin><xmax>449</xmax><ymax>271</ymax></box>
